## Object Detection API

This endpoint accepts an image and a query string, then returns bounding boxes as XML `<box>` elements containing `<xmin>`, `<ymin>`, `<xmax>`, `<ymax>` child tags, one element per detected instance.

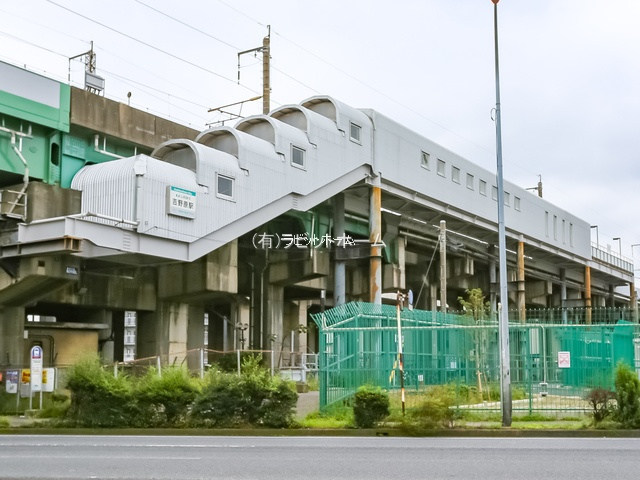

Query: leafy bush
<box><xmin>409</xmin><ymin>384</ymin><xmax>460</xmax><ymax>429</ymax></box>
<box><xmin>353</xmin><ymin>385</ymin><xmax>390</xmax><ymax>428</ymax></box>
<box><xmin>191</xmin><ymin>372</ymin><xmax>246</xmax><ymax>427</ymax></box>
<box><xmin>66</xmin><ymin>355</ymin><xmax>136</xmax><ymax>427</ymax></box>
<box><xmin>586</xmin><ymin>388</ymin><xmax>616</xmax><ymax>424</ymax></box>
<box><xmin>0</xmin><ymin>416</ymin><xmax>9</xmax><ymax>428</ymax></box>
<box><xmin>614</xmin><ymin>362</ymin><xmax>640</xmax><ymax>428</ymax></box>
<box><xmin>136</xmin><ymin>367</ymin><xmax>199</xmax><ymax>427</ymax></box>
<box><xmin>38</xmin><ymin>391</ymin><xmax>71</xmax><ymax>419</ymax></box>
<box><xmin>191</xmin><ymin>355</ymin><xmax>297</xmax><ymax>428</ymax></box>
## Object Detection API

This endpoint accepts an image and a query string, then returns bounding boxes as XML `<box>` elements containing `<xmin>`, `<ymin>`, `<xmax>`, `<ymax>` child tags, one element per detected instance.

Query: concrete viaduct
<box><xmin>0</xmin><ymin>61</ymin><xmax>635</xmax><ymax>369</ymax></box>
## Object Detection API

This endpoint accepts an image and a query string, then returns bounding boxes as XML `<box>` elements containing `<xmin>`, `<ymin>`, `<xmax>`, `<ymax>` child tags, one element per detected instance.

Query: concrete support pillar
<box><xmin>266</xmin><ymin>284</ymin><xmax>284</xmax><ymax>365</ymax></box>
<box><xmin>439</xmin><ymin>220</ymin><xmax>447</xmax><ymax>314</ymax></box>
<box><xmin>398</xmin><ymin>236</ymin><xmax>406</xmax><ymax>290</ymax></box>
<box><xmin>93</xmin><ymin>309</ymin><xmax>114</xmax><ymax>364</ymax></box>
<box><xmin>517</xmin><ymin>239</ymin><xmax>526</xmax><ymax>324</ymax></box>
<box><xmin>138</xmin><ymin>302</ymin><xmax>204</xmax><ymax>368</ymax></box>
<box><xmin>560</xmin><ymin>268</ymin><xmax>568</xmax><ymax>324</ymax></box>
<box><xmin>369</xmin><ymin>183</ymin><xmax>382</xmax><ymax>304</ymax></box>
<box><xmin>608</xmin><ymin>284</ymin><xmax>616</xmax><ymax>308</ymax></box>
<box><xmin>0</xmin><ymin>306</ymin><xmax>25</xmax><ymax>367</ymax></box>
<box><xmin>489</xmin><ymin>247</ymin><xmax>497</xmax><ymax>320</ymax></box>
<box><xmin>585</xmin><ymin>266</ymin><xmax>592</xmax><ymax>325</ymax></box>
<box><xmin>334</xmin><ymin>193</ymin><xmax>346</xmax><ymax>306</ymax></box>
<box><xmin>630</xmin><ymin>282</ymin><xmax>638</xmax><ymax>323</ymax></box>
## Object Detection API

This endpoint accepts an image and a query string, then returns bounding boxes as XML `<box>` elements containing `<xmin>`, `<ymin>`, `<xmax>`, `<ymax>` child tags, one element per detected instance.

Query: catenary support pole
<box><xmin>439</xmin><ymin>220</ymin><xmax>447</xmax><ymax>315</ymax></box>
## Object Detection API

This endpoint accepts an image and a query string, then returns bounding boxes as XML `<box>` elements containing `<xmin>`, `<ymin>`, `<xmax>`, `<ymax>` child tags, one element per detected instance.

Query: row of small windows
<box><xmin>545</xmin><ymin>211</ymin><xmax>574</xmax><ymax>247</ymax></box>
<box><xmin>421</xmin><ymin>151</ymin><xmax>521</xmax><ymax>211</ymax></box>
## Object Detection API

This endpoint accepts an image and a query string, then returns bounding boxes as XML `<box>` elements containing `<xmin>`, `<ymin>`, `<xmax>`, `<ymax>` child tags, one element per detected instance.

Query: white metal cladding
<box><xmin>271</xmin><ymin>104</ymin><xmax>341</xmax><ymax>147</ymax></box>
<box><xmin>152</xmin><ymin>139</ymin><xmax>240</xmax><ymax>190</ymax></box>
<box><xmin>195</xmin><ymin>127</ymin><xmax>277</xmax><ymax>170</ymax></box>
<box><xmin>367</xmin><ymin>111</ymin><xmax>592</xmax><ymax>259</ymax></box>
<box><xmin>64</xmin><ymin>93</ymin><xmax>594</xmax><ymax>262</ymax></box>
<box><xmin>236</xmin><ymin>115</ymin><xmax>313</xmax><ymax>163</ymax></box>
<box><xmin>71</xmin><ymin>156</ymin><xmax>138</xmax><ymax>224</ymax></box>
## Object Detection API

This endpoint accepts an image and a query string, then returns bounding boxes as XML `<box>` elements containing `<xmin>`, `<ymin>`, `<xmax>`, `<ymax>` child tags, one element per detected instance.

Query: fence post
<box><xmin>237</xmin><ymin>349</ymin><xmax>241</xmax><ymax>376</ymax></box>
<box><xmin>156</xmin><ymin>355</ymin><xmax>162</xmax><ymax>377</ymax></box>
<box><xmin>271</xmin><ymin>349</ymin><xmax>275</xmax><ymax>377</ymax></box>
<box><xmin>113</xmin><ymin>363</ymin><xmax>118</xmax><ymax>378</ymax></box>
<box><xmin>199</xmin><ymin>348</ymin><xmax>205</xmax><ymax>379</ymax></box>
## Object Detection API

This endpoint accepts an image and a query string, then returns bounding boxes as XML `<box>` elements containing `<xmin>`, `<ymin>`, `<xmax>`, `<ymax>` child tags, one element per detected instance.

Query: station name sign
<box><xmin>167</xmin><ymin>186</ymin><xmax>196</xmax><ymax>219</ymax></box>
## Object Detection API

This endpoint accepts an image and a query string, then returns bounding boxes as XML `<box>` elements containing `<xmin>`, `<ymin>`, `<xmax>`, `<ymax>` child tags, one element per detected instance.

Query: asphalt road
<box><xmin>1</xmin><ymin>435</ymin><xmax>639</xmax><ymax>480</ymax></box>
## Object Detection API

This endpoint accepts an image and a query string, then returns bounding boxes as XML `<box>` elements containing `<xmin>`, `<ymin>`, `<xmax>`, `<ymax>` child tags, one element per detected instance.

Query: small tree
<box><xmin>458</xmin><ymin>288</ymin><xmax>490</xmax><ymax>397</ymax></box>
<box><xmin>615</xmin><ymin>362</ymin><xmax>640</xmax><ymax>428</ymax></box>
<box><xmin>586</xmin><ymin>388</ymin><xmax>616</xmax><ymax>424</ymax></box>
<box><xmin>353</xmin><ymin>385</ymin><xmax>390</xmax><ymax>428</ymax></box>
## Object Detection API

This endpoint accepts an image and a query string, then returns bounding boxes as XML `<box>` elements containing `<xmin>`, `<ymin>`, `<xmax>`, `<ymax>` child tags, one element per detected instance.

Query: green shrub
<box><xmin>191</xmin><ymin>355</ymin><xmax>297</xmax><ymax>428</ymax></box>
<box><xmin>614</xmin><ymin>362</ymin><xmax>640</xmax><ymax>428</ymax></box>
<box><xmin>66</xmin><ymin>355</ymin><xmax>136</xmax><ymax>427</ymax></box>
<box><xmin>0</xmin><ymin>416</ymin><xmax>9</xmax><ymax>428</ymax></box>
<box><xmin>136</xmin><ymin>367</ymin><xmax>199</xmax><ymax>427</ymax></box>
<box><xmin>353</xmin><ymin>385</ymin><xmax>390</xmax><ymax>428</ymax></box>
<box><xmin>38</xmin><ymin>391</ymin><xmax>71</xmax><ymax>419</ymax></box>
<box><xmin>586</xmin><ymin>388</ymin><xmax>616</xmax><ymax>424</ymax></box>
<box><xmin>409</xmin><ymin>384</ymin><xmax>459</xmax><ymax>429</ymax></box>
<box><xmin>259</xmin><ymin>380</ymin><xmax>299</xmax><ymax>428</ymax></box>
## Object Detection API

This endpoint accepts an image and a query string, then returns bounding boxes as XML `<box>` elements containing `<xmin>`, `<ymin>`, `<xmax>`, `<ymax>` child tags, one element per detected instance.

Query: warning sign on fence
<box><xmin>558</xmin><ymin>351</ymin><xmax>571</xmax><ymax>368</ymax></box>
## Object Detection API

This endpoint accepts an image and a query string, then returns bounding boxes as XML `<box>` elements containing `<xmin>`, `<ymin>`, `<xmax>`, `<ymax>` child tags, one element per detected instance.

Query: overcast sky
<box><xmin>1</xmin><ymin>0</ymin><xmax>639</xmax><ymax>273</ymax></box>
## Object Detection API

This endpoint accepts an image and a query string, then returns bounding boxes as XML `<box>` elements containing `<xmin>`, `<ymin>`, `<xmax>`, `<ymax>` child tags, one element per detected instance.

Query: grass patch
<box><xmin>300</xmin><ymin>405</ymin><xmax>353</xmax><ymax>429</ymax></box>
<box><xmin>0</xmin><ymin>417</ymin><xmax>9</xmax><ymax>428</ymax></box>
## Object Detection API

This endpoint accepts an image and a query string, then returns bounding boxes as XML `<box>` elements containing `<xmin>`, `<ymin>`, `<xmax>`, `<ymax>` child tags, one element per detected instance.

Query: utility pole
<box><xmin>238</xmin><ymin>26</ymin><xmax>271</xmax><ymax>115</ymax></box>
<box><xmin>491</xmin><ymin>0</ymin><xmax>512</xmax><ymax>427</ymax></box>
<box><xmin>439</xmin><ymin>220</ymin><xmax>447</xmax><ymax>315</ymax></box>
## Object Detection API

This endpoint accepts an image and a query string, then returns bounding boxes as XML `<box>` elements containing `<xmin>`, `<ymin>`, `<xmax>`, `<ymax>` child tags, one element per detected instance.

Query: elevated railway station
<box><xmin>0</xmin><ymin>60</ymin><xmax>636</xmax><ymax>370</ymax></box>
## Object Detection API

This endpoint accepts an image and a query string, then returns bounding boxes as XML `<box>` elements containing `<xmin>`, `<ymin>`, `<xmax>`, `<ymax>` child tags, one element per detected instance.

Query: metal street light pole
<box><xmin>613</xmin><ymin>237</ymin><xmax>622</xmax><ymax>256</ymax></box>
<box><xmin>491</xmin><ymin>0</ymin><xmax>512</xmax><ymax>427</ymax></box>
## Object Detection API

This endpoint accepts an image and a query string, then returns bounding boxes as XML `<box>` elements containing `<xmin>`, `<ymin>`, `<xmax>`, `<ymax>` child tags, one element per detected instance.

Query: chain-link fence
<box><xmin>311</xmin><ymin>303</ymin><xmax>640</xmax><ymax>414</ymax></box>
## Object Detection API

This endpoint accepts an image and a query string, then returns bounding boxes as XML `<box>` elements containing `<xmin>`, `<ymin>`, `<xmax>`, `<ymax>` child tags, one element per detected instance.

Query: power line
<box><xmin>44</xmin><ymin>0</ymin><xmax>247</xmax><ymax>89</ymax></box>
<box><xmin>131</xmin><ymin>0</ymin><xmax>240</xmax><ymax>50</ymax></box>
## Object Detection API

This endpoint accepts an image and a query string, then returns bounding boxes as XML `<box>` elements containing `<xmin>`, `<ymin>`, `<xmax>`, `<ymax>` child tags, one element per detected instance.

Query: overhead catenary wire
<box><xmin>44</xmin><ymin>0</ymin><xmax>251</xmax><ymax>90</ymax></box>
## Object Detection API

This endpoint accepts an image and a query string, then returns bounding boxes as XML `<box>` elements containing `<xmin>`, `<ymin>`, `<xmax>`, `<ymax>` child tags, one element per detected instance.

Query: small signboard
<box><xmin>30</xmin><ymin>346</ymin><xmax>43</xmax><ymax>392</ymax></box>
<box><xmin>558</xmin><ymin>351</ymin><xmax>571</xmax><ymax>369</ymax></box>
<box><xmin>42</xmin><ymin>368</ymin><xmax>55</xmax><ymax>393</ymax></box>
<box><xmin>5</xmin><ymin>370</ymin><xmax>18</xmax><ymax>394</ymax></box>
<box><xmin>167</xmin><ymin>186</ymin><xmax>196</xmax><ymax>219</ymax></box>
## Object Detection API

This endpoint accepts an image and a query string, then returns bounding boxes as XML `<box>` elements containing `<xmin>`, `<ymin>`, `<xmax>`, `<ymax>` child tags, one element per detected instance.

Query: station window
<box><xmin>553</xmin><ymin>215</ymin><xmax>558</xmax><ymax>240</ymax></box>
<box><xmin>514</xmin><ymin>196</ymin><xmax>521</xmax><ymax>211</ymax></box>
<box><xmin>569</xmin><ymin>223</ymin><xmax>574</xmax><ymax>247</ymax></box>
<box><xmin>350</xmin><ymin>122</ymin><xmax>362</xmax><ymax>143</ymax></box>
<box><xmin>545</xmin><ymin>211</ymin><xmax>549</xmax><ymax>237</ymax></box>
<box><xmin>291</xmin><ymin>145</ymin><xmax>305</xmax><ymax>168</ymax></box>
<box><xmin>437</xmin><ymin>158</ymin><xmax>446</xmax><ymax>177</ymax></box>
<box><xmin>466</xmin><ymin>173</ymin><xmax>474</xmax><ymax>190</ymax></box>
<box><xmin>452</xmin><ymin>166</ymin><xmax>460</xmax><ymax>184</ymax></box>
<box><xmin>504</xmin><ymin>191</ymin><xmax>510</xmax><ymax>206</ymax></box>
<box><xmin>216</xmin><ymin>174</ymin><xmax>234</xmax><ymax>200</ymax></box>
<box><xmin>492</xmin><ymin>186</ymin><xmax>498</xmax><ymax>201</ymax></box>
<box><xmin>479</xmin><ymin>179</ymin><xmax>487</xmax><ymax>196</ymax></box>
<box><xmin>421</xmin><ymin>151</ymin><xmax>430</xmax><ymax>170</ymax></box>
